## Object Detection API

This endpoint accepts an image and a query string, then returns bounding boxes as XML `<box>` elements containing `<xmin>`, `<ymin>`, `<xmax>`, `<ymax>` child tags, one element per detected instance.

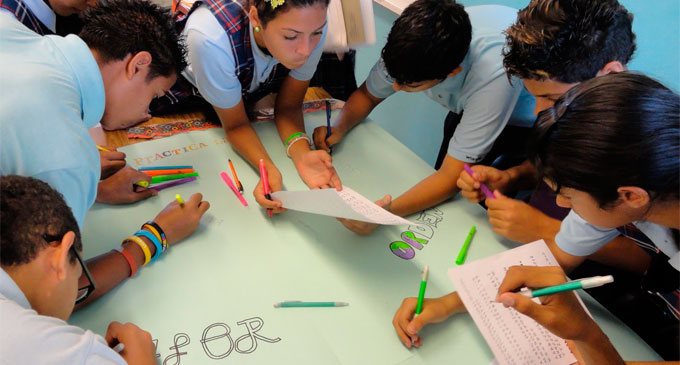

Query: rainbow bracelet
<box><xmin>142</xmin><ymin>221</ymin><xmax>167</xmax><ymax>252</ymax></box>
<box><xmin>124</xmin><ymin>235</ymin><xmax>151</xmax><ymax>266</ymax></box>
<box><xmin>135</xmin><ymin>230</ymin><xmax>162</xmax><ymax>262</ymax></box>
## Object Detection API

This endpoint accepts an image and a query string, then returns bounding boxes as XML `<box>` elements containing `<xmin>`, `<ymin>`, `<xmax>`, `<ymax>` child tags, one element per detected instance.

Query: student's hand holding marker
<box><xmin>485</xmin><ymin>190</ymin><xmax>560</xmax><ymax>243</ymax></box>
<box><xmin>105</xmin><ymin>321</ymin><xmax>156</xmax><ymax>365</ymax></box>
<box><xmin>495</xmin><ymin>266</ymin><xmax>624</xmax><ymax>364</ymax></box>
<box><xmin>293</xmin><ymin>150</ymin><xmax>342</xmax><ymax>190</ymax></box>
<box><xmin>96</xmin><ymin>166</ymin><xmax>157</xmax><ymax>204</ymax></box>
<box><xmin>338</xmin><ymin>194</ymin><xmax>391</xmax><ymax>235</ymax></box>
<box><xmin>98</xmin><ymin>146</ymin><xmax>126</xmax><ymax>179</ymax></box>
<box><xmin>312</xmin><ymin>125</ymin><xmax>345</xmax><ymax>153</ymax></box>
<box><xmin>253</xmin><ymin>165</ymin><xmax>286</xmax><ymax>214</ymax></box>
<box><xmin>456</xmin><ymin>164</ymin><xmax>512</xmax><ymax>203</ymax></box>
<box><xmin>153</xmin><ymin>193</ymin><xmax>210</xmax><ymax>245</ymax></box>
<box><xmin>392</xmin><ymin>292</ymin><xmax>466</xmax><ymax>348</ymax></box>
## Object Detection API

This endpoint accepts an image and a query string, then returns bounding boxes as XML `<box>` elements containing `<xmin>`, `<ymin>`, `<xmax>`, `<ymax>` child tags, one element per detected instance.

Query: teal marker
<box><xmin>150</xmin><ymin>172</ymin><xmax>199</xmax><ymax>184</ymax></box>
<box><xmin>455</xmin><ymin>226</ymin><xmax>476</xmax><ymax>265</ymax></box>
<box><xmin>273</xmin><ymin>301</ymin><xmax>349</xmax><ymax>308</ymax></box>
<box><xmin>519</xmin><ymin>275</ymin><xmax>614</xmax><ymax>298</ymax></box>
<box><xmin>414</xmin><ymin>265</ymin><xmax>429</xmax><ymax>317</ymax></box>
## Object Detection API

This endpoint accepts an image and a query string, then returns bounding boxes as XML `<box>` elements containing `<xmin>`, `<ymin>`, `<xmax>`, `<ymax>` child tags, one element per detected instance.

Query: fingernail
<box><xmin>499</xmin><ymin>296</ymin><xmax>514</xmax><ymax>307</ymax></box>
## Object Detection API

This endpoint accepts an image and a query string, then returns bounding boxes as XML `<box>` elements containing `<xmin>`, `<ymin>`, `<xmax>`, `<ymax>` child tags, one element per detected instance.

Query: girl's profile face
<box><xmin>258</xmin><ymin>4</ymin><xmax>326</xmax><ymax>70</ymax></box>
<box><xmin>548</xmin><ymin>182</ymin><xmax>638</xmax><ymax>229</ymax></box>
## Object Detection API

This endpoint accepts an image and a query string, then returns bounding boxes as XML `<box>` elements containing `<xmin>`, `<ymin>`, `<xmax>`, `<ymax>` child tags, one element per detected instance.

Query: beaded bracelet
<box><xmin>113</xmin><ymin>246</ymin><xmax>137</xmax><ymax>277</ymax></box>
<box><xmin>124</xmin><ymin>235</ymin><xmax>151</xmax><ymax>266</ymax></box>
<box><xmin>135</xmin><ymin>230</ymin><xmax>162</xmax><ymax>262</ymax></box>
<box><xmin>142</xmin><ymin>221</ymin><xmax>167</xmax><ymax>252</ymax></box>
<box><xmin>285</xmin><ymin>135</ymin><xmax>312</xmax><ymax>157</ymax></box>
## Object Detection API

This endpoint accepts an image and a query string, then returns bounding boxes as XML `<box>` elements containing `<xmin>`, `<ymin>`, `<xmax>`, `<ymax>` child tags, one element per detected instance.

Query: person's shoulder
<box><xmin>184</xmin><ymin>4</ymin><xmax>228</xmax><ymax>43</ymax></box>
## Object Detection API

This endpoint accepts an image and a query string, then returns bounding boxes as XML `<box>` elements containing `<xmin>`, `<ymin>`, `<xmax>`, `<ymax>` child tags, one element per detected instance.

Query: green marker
<box><xmin>414</xmin><ymin>265</ymin><xmax>429</xmax><ymax>317</ymax></box>
<box><xmin>455</xmin><ymin>226</ymin><xmax>476</xmax><ymax>265</ymax></box>
<box><xmin>519</xmin><ymin>275</ymin><xmax>614</xmax><ymax>298</ymax></box>
<box><xmin>273</xmin><ymin>301</ymin><xmax>349</xmax><ymax>308</ymax></box>
<box><xmin>150</xmin><ymin>172</ymin><xmax>199</xmax><ymax>184</ymax></box>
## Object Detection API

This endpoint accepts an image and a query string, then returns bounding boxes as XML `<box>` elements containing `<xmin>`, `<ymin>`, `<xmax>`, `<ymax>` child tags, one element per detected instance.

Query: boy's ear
<box><xmin>617</xmin><ymin>186</ymin><xmax>650</xmax><ymax>209</ymax></box>
<box><xmin>125</xmin><ymin>51</ymin><xmax>152</xmax><ymax>80</ymax></box>
<box><xmin>596</xmin><ymin>61</ymin><xmax>625</xmax><ymax>76</ymax></box>
<box><xmin>49</xmin><ymin>231</ymin><xmax>76</xmax><ymax>282</ymax></box>
<box><xmin>447</xmin><ymin>66</ymin><xmax>463</xmax><ymax>78</ymax></box>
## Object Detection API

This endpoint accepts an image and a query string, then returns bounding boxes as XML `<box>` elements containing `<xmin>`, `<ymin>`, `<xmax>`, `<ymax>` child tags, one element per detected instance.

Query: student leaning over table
<box><xmin>393</xmin><ymin>73</ymin><xmax>679</xmax><ymax>363</ymax></box>
<box><xmin>457</xmin><ymin>0</ymin><xmax>636</xmax><ymax>245</ymax></box>
<box><xmin>150</xmin><ymin>0</ymin><xmax>341</xmax><ymax>214</ymax></box>
<box><xmin>311</xmin><ymin>0</ymin><xmax>535</xmax><ymax>234</ymax></box>
<box><xmin>0</xmin><ymin>176</ymin><xmax>157</xmax><ymax>364</ymax></box>
<box><xmin>0</xmin><ymin>0</ymin><xmax>210</xmax><ymax>311</ymax></box>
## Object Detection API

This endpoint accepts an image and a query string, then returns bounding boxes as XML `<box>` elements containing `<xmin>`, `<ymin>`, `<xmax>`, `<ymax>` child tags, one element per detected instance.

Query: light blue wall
<box><xmin>356</xmin><ymin>0</ymin><xmax>680</xmax><ymax>166</ymax></box>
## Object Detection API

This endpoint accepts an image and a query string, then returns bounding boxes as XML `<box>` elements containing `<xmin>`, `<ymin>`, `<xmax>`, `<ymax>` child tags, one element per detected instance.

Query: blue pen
<box><xmin>325</xmin><ymin>100</ymin><xmax>332</xmax><ymax>155</ymax></box>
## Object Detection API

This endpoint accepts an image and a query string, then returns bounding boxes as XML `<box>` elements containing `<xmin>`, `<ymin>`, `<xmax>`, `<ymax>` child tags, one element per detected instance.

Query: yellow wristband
<box><xmin>124</xmin><ymin>235</ymin><xmax>151</xmax><ymax>266</ymax></box>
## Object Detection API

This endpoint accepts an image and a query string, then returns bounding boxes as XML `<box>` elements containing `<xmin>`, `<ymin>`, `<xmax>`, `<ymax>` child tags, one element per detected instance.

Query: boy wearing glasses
<box><xmin>0</xmin><ymin>175</ymin><xmax>157</xmax><ymax>363</ymax></box>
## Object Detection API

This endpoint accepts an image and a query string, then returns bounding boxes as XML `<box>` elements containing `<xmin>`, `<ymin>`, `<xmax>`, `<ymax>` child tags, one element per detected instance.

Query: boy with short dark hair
<box><xmin>312</xmin><ymin>0</ymin><xmax>535</xmax><ymax>234</ymax></box>
<box><xmin>0</xmin><ymin>175</ymin><xmax>156</xmax><ymax>364</ymax></box>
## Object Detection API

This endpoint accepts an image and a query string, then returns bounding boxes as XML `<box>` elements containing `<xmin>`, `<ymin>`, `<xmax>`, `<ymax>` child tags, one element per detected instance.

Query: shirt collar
<box><xmin>46</xmin><ymin>33</ymin><xmax>106</xmax><ymax>128</ymax></box>
<box><xmin>22</xmin><ymin>0</ymin><xmax>56</xmax><ymax>32</ymax></box>
<box><xmin>0</xmin><ymin>267</ymin><xmax>31</xmax><ymax>310</ymax></box>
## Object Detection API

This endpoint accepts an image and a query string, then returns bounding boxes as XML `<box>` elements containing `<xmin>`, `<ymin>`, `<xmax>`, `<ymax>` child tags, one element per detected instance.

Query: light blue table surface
<box><xmin>71</xmin><ymin>111</ymin><xmax>661</xmax><ymax>364</ymax></box>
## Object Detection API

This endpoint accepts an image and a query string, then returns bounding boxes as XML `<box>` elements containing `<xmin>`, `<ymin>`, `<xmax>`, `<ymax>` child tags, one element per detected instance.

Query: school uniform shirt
<box><xmin>0</xmin><ymin>13</ymin><xmax>103</xmax><ymax>228</ymax></box>
<box><xmin>365</xmin><ymin>5</ymin><xmax>535</xmax><ymax>164</ymax></box>
<box><xmin>556</xmin><ymin>210</ymin><xmax>680</xmax><ymax>271</ymax></box>
<box><xmin>0</xmin><ymin>268</ymin><xmax>126</xmax><ymax>364</ymax></box>
<box><xmin>0</xmin><ymin>0</ymin><xmax>55</xmax><ymax>34</ymax></box>
<box><xmin>181</xmin><ymin>3</ymin><xmax>327</xmax><ymax>109</ymax></box>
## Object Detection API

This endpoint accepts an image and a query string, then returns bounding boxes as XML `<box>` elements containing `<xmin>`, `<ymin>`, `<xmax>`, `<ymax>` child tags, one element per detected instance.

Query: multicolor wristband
<box><xmin>142</xmin><ymin>221</ymin><xmax>167</xmax><ymax>252</ymax></box>
<box><xmin>135</xmin><ymin>230</ymin><xmax>162</xmax><ymax>262</ymax></box>
<box><xmin>124</xmin><ymin>235</ymin><xmax>151</xmax><ymax>266</ymax></box>
<box><xmin>114</xmin><ymin>246</ymin><xmax>138</xmax><ymax>277</ymax></box>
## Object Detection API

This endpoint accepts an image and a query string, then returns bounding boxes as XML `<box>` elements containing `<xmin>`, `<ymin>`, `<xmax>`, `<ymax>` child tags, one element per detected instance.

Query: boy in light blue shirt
<box><xmin>312</xmin><ymin>0</ymin><xmax>534</xmax><ymax>234</ymax></box>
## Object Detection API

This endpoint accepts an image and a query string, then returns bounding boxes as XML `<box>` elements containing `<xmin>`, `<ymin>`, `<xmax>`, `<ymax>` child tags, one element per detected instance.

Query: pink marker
<box><xmin>258</xmin><ymin>159</ymin><xmax>273</xmax><ymax>217</ymax></box>
<box><xmin>220</xmin><ymin>172</ymin><xmax>248</xmax><ymax>206</ymax></box>
<box><xmin>463</xmin><ymin>164</ymin><xmax>495</xmax><ymax>199</ymax></box>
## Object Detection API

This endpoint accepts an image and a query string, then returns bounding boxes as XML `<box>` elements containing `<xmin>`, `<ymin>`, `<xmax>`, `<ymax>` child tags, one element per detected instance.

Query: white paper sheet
<box><xmin>448</xmin><ymin>240</ymin><xmax>578</xmax><ymax>365</ymax></box>
<box><xmin>271</xmin><ymin>186</ymin><xmax>415</xmax><ymax>225</ymax></box>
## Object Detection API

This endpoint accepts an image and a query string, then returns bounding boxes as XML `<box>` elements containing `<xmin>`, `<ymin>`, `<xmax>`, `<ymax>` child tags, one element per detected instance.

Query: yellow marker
<box><xmin>135</xmin><ymin>181</ymin><xmax>149</xmax><ymax>188</ymax></box>
<box><xmin>96</xmin><ymin>145</ymin><xmax>111</xmax><ymax>152</ymax></box>
<box><xmin>175</xmin><ymin>194</ymin><xmax>184</xmax><ymax>206</ymax></box>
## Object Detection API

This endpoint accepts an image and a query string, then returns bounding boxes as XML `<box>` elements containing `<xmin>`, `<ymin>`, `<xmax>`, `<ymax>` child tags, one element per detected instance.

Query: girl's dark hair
<box><xmin>528</xmin><ymin>72</ymin><xmax>680</xmax><ymax>208</ymax></box>
<box><xmin>253</xmin><ymin>0</ymin><xmax>329</xmax><ymax>27</ymax></box>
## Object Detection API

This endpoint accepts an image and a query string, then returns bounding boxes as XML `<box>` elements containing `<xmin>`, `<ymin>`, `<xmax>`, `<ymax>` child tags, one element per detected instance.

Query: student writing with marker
<box><xmin>151</xmin><ymin>0</ymin><xmax>341</xmax><ymax>214</ymax></box>
<box><xmin>1</xmin><ymin>0</ymin><xmax>211</xmax><ymax>311</ymax></box>
<box><xmin>393</xmin><ymin>73</ymin><xmax>679</xmax><ymax>362</ymax></box>
<box><xmin>312</xmin><ymin>0</ymin><xmax>534</xmax><ymax>234</ymax></box>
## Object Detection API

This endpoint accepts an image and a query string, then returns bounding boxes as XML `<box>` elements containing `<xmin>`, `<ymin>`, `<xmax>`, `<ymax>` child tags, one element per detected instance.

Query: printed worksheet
<box><xmin>271</xmin><ymin>186</ymin><xmax>415</xmax><ymax>225</ymax></box>
<box><xmin>448</xmin><ymin>240</ymin><xmax>578</xmax><ymax>365</ymax></box>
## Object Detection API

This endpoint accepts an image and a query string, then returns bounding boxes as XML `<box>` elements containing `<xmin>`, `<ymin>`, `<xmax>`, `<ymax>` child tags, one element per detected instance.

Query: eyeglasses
<box><xmin>42</xmin><ymin>234</ymin><xmax>96</xmax><ymax>304</ymax></box>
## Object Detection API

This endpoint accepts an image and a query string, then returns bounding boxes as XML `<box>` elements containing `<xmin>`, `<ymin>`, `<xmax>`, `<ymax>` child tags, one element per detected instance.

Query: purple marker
<box><xmin>463</xmin><ymin>164</ymin><xmax>495</xmax><ymax>199</ymax></box>
<box><xmin>150</xmin><ymin>177</ymin><xmax>197</xmax><ymax>192</ymax></box>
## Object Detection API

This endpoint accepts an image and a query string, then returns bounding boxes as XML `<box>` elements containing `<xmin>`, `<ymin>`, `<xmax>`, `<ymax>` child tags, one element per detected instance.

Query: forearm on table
<box><xmin>390</xmin><ymin>169</ymin><xmax>460</xmax><ymax>217</ymax></box>
<box><xmin>223</xmin><ymin>123</ymin><xmax>275</xmax><ymax>169</ymax></box>
<box><xmin>334</xmin><ymin>84</ymin><xmax>382</xmax><ymax>134</ymax></box>
<box><xmin>75</xmin><ymin>236</ymin><xmax>155</xmax><ymax>310</ymax></box>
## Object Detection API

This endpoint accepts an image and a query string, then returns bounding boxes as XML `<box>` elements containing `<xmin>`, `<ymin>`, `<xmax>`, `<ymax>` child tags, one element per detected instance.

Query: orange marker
<box><xmin>228</xmin><ymin>159</ymin><xmax>244</xmax><ymax>193</ymax></box>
